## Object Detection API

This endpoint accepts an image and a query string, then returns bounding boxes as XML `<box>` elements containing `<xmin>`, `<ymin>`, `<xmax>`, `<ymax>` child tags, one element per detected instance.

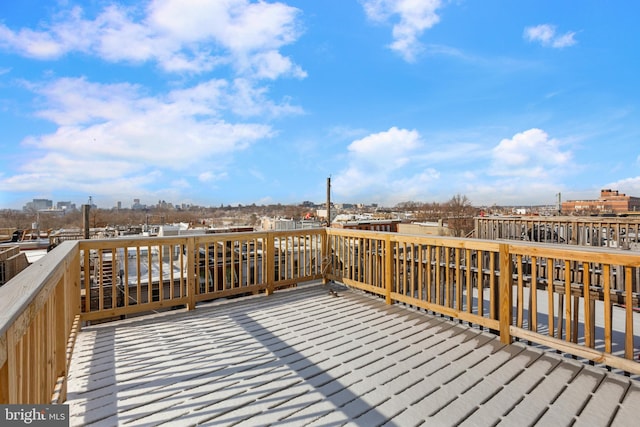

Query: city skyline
<box><xmin>1</xmin><ymin>1</ymin><xmax>639</xmax><ymax>210</ymax></box>
<box><xmin>7</xmin><ymin>193</ymin><xmax>572</xmax><ymax>212</ymax></box>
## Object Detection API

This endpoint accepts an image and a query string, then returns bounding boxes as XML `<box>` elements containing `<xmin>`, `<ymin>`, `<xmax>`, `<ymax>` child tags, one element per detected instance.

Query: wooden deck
<box><xmin>66</xmin><ymin>282</ymin><xmax>640</xmax><ymax>426</ymax></box>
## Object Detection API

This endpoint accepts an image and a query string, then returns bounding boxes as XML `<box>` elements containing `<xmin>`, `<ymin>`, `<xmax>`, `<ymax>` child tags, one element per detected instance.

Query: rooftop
<box><xmin>67</xmin><ymin>282</ymin><xmax>639</xmax><ymax>426</ymax></box>
<box><xmin>3</xmin><ymin>224</ymin><xmax>640</xmax><ymax>426</ymax></box>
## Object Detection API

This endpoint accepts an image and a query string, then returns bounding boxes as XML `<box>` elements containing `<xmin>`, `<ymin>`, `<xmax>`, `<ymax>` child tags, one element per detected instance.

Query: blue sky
<box><xmin>1</xmin><ymin>0</ymin><xmax>639</xmax><ymax>209</ymax></box>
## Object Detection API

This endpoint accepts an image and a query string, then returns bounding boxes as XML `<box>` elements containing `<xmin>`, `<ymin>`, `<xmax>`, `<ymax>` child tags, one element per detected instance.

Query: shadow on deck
<box><xmin>66</xmin><ymin>282</ymin><xmax>640</xmax><ymax>426</ymax></box>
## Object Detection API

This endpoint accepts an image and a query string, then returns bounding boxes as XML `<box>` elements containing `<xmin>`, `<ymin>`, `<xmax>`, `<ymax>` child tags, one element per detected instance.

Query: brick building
<box><xmin>562</xmin><ymin>189</ymin><xmax>640</xmax><ymax>214</ymax></box>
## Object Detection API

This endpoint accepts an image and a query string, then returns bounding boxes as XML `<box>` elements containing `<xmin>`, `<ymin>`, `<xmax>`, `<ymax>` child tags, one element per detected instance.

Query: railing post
<box><xmin>186</xmin><ymin>237</ymin><xmax>196</xmax><ymax>310</ymax></box>
<box><xmin>385</xmin><ymin>236</ymin><xmax>392</xmax><ymax>305</ymax></box>
<box><xmin>322</xmin><ymin>229</ymin><xmax>330</xmax><ymax>285</ymax></box>
<box><xmin>5</xmin><ymin>326</ymin><xmax>17</xmax><ymax>403</ymax></box>
<box><xmin>55</xmin><ymin>271</ymin><xmax>68</xmax><ymax>402</ymax></box>
<box><xmin>0</xmin><ymin>352</ymin><xmax>7</xmax><ymax>403</ymax></box>
<box><xmin>266</xmin><ymin>232</ymin><xmax>275</xmax><ymax>295</ymax></box>
<box><xmin>499</xmin><ymin>243</ymin><xmax>512</xmax><ymax>344</ymax></box>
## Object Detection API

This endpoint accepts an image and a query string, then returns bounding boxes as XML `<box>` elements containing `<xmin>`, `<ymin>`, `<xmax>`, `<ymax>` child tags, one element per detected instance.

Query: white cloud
<box><xmin>524</xmin><ymin>24</ymin><xmax>577</xmax><ymax>48</ymax></box>
<box><xmin>333</xmin><ymin>127</ymin><xmax>440</xmax><ymax>202</ymax></box>
<box><xmin>604</xmin><ymin>176</ymin><xmax>640</xmax><ymax>198</ymax></box>
<box><xmin>198</xmin><ymin>171</ymin><xmax>227</xmax><ymax>182</ymax></box>
<box><xmin>228</xmin><ymin>78</ymin><xmax>303</xmax><ymax>117</ymax></box>
<box><xmin>463</xmin><ymin>179</ymin><xmax>563</xmax><ymax>207</ymax></box>
<box><xmin>0</xmin><ymin>76</ymin><xmax>275</xmax><ymax>196</ymax></box>
<box><xmin>0</xmin><ymin>0</ymin><xmax>305</xmax><ymax>78</ymax></box>
<box><xmin>148</xmin><ymin>0</ymin><xmax>300</xmax><ymax>50</ymax></box>
<box><xmin>0</xmin><ymin>24</ymin><xmax>68</xmax><ymax>59</ymax></box>
<box><xmin>0</xmin><ymin>1</ymin><xmax>306</xmax><ymax>203</ymax></box>
<box><xmin>244</xmin><ymin>50</ymin><xmax>307</xmax><ymax>80</ymax></box>
<box><xmin>361</xmin><ymin>0</ymin><xmax>443</xmax><ymax>62</ymax></box>
<box><xmin>490</xmin><ymin>128</ymin><xmax>571</xmax><ymax>178</ymax></box>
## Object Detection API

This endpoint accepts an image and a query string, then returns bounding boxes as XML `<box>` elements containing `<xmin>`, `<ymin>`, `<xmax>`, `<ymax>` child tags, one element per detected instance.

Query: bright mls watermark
<box><xmin>1</xmin><ymin>405</ymin><xmax>69</xmax><ymax>426</ymax></box>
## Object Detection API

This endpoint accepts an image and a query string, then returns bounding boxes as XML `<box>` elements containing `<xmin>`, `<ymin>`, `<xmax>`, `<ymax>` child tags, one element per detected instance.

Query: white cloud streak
<box><xmin>524</xmin><ymin>24</ymin><xmax>577</xmax><ymax>48</ymax></box>
<box><xmin>361</xmin><ymin>0</ymin><xmax>443</xmax><ymax>62</ymax></box>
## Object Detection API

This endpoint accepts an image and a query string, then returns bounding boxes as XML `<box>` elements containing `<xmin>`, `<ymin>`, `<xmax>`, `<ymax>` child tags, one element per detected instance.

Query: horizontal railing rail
<box><xmin>2</xmin><ymin>226</ymin><xmax>639</xmax><ymax>404</ymax></box>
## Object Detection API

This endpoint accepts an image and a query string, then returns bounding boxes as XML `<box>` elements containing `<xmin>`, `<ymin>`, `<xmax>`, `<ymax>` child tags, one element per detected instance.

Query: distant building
<box><xmin>334</xmin><ymin>203</ymin><xmax>355</xmax><ymax>210</ymax></box>
<box><xmin>397</xmin><ymin>221</ymin><xmax>452</xmax><ymax>236</ymax></box>
<box><xmin>23</xmin><ymin>198</ymin><xmax>53</xmax><ymax>211</ymax></box>
<box><xmin>56</xmin><ymin>201</ymin><xmax>76</xmax><ymax>211</ymax></box>
<box><xmin>332</xmin><ymin>215</ymin><xmax>400</xmax><ymax>232</ymax></box>
<box><xmin>132</xmin><ymin>198</ymin><xmax>147</xmax><ymax>210</ymax></box>
<box><xmin>562</xmin><ymin>189</ymin><xmax>640</xmax><ymax>215</ymax></box>
<box><xmin>261</xmin><ymin>217</ymin><xmax>321</xmax><ymax>231</ymax></box>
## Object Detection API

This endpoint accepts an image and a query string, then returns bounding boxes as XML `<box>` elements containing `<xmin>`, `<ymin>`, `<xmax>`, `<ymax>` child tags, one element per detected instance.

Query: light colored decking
<box><xmin>66</xmin><ymin>282</ymin><xmax>640</xmax><ymax>426</ymax></box>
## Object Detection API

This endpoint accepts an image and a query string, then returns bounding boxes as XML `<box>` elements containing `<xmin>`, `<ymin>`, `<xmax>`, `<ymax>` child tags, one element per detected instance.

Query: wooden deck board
<box><xmin>610</xmin><ymin>382</ymin><xmax>640</xmax><ymax>427</ymax></box>
<box><xmin>576</xmin><ymin>375</ymin><xmax>630</xmax><ymax>426</ymax></box>
<box><xmin>431</xmin><ymin>346</ymin><xmax>544</xmax><ymax>426</ymax></box>
<box><xmin>66</xmin><ymin>282</ymin><xmax>640</xmax><ymax>426</ymax></box>
<box><xmin>537</xmin><ymin>366</ymin><xmax>605</xmax><ymax>426</ymax></box>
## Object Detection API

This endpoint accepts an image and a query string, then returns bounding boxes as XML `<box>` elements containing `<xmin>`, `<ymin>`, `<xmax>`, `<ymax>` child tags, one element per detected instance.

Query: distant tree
<box><xmin>443</xmin><ymin>194</ymin><xmax>477</xmax><ymax>237</ymax></box>
<box><xmin>395</xmin><ymin>201</ymin><xmax>419</xmax><ymax>210</ymax></box>
<box><xmin>90</xmin><ymin>209</ymin><xmax>102</xmax><ymax>228</ymax></box>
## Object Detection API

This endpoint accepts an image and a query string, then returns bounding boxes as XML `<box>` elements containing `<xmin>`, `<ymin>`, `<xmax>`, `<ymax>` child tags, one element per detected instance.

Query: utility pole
<box><xmin>82</xmin><ymin>204</ymin><xmax>90</xmax><ymax>239</ymax></box>
<box><xmin>326</xmin><ymin>177</ymin><xmax>331</xmax><ymax>228</ymax></box>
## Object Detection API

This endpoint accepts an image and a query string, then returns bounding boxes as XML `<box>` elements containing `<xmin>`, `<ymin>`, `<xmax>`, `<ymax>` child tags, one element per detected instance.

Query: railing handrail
<box><xmin>0</xmin><ymin>240</ymin><xmax>78</xmax><ymax>338</ymax></box>
<box><xmin>0</xmin><ymin>239</ymin><xmax>81</xmax><ymax>403</ymax></box>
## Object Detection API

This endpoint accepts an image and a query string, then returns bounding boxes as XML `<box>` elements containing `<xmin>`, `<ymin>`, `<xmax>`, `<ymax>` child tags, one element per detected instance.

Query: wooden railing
<box><xmin>0</xmin><ymin>246</ymin><xmax>29</xmax><ymax>286</ymax></box>
<box><xmin>475</xmin><ymin>216</ymin><xmax>640</xmax><ymax>250</ymax></box>
<box><xmin>0</xmin><ymin>241</ymin><xmax>81</xmax><ymax>404</ymax></box>
<box><xmin>77</xmin><ymin>229</ymin><xmax>325</xmax><ymax>321</ymax></box>
<box><xmin>1</xmin><ymin>227</ymin><xmax>639</xmax><ymax>404</ymax></box>
<box><xmin>325</xmin><ymin>228</ymin><xmax>640</xmax><ymax>374</ymax></box>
